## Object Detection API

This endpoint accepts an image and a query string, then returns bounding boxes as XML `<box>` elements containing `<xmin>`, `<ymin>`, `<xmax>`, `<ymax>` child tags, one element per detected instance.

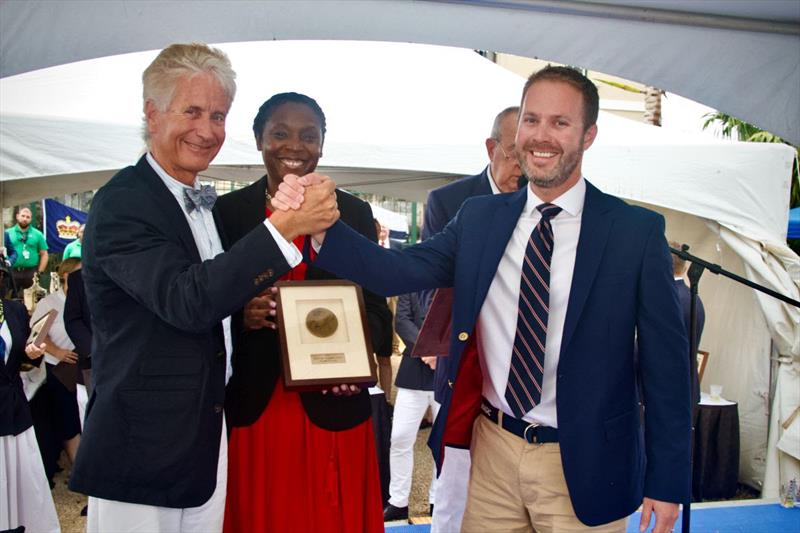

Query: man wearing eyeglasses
<box><xmin>411</xmin><ymin>106</ymin><xmax>521</xmax><ymax>531</ymax></box>
<box><xmin>6</xmin><ymin>207</ymin><xmax>49</xmax><ymax>291</ymax></box>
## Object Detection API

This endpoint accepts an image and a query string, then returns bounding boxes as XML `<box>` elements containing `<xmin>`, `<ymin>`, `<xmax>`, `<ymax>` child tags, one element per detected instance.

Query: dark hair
<box><xmin>521</xmin><ymin>66</ymin><xmax>599</xmax><ymax>130</ymax></box>
<box><xmin>252</xmin><ymin>92</ymin><xmax>327</xmax><ymax>141</ymax></box>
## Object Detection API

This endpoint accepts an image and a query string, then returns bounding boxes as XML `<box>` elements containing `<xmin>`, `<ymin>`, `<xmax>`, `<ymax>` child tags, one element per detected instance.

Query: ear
<box><xmin>485</xmin><ymin>138</ymin><xmax>497</xmax><ymax>160</ymax></box>
<box><xmin>582</xmin><ymin>124</ymin><xmax>598</xmax><ymax>150</ymax></box>
<box><xmin>255</xmin><ymin>133</ymin><xmax>263</xmax><ymax>151</ymax></box>
<box><xmin>144</xmin><ymin>99</ymin><xmax>160</xmax><ymax>136</ymax></box>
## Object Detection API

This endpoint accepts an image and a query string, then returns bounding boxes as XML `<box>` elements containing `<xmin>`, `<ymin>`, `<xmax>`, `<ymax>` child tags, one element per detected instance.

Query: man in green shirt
<box><xmin>62</xmin><ymin>225</ymin><xmax>84</xmax><ymax>259</ymax></box>
<box><xmin>6</xmin><ymin>207</ymin><xmax>49</xmax><ymax>289</ymax></box>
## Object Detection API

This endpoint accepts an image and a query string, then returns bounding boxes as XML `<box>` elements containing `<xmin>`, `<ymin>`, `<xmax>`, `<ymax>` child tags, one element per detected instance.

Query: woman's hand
<box><xmin>322</xmin><ymin>384</ymin><xmax>361</xmax><ymax>396</ymax></box>
<box><xmin>55</xmin><ymin>347</ymin><xmax>79</xmax><ymax>364</ymax></box>
<box><xmin>25</xmin><ymin>342</ymin><xmax>46</xmax><ymax>360</ymax></box>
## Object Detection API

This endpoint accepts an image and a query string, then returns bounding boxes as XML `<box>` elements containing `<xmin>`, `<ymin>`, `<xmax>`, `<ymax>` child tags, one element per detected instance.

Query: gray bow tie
<box><xmin>183</xmin><ymin>185</ymin><xmax>217</xmax><ymax>213</ymax></box>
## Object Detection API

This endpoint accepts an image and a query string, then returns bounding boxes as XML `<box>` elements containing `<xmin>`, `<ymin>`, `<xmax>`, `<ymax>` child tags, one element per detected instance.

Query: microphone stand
<box><xmin>670</xmin><ymin>244</ymin><xmax>799</xmax><ymax>532</ymax></box>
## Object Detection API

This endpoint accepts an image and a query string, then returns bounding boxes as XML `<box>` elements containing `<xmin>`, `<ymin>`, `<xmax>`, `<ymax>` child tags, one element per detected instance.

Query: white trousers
<box><xmin>430</xmin><ymin>446</ymin><xmax>471</xmax><ymax>533</ymax></box>
<box><xmin>388</xmin><ymin>387</ymin><xmax>440</xmax><ymax>507</ymax></box>
<box><xmin>87</xmin><ymin>417</ymin><xmax>228</xmax><ymax>533</ymax></box>
<box><xmin>0</xmin><ymin>426</ymin><xmax>60</xmax><ymax>533</ymax></box>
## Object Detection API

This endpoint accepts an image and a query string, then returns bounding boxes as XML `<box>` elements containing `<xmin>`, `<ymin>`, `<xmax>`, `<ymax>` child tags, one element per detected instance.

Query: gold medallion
<box><xmin>305</xmin><ymin>307</ymin><xmax>339</xmax><ymax>338</ymax></box>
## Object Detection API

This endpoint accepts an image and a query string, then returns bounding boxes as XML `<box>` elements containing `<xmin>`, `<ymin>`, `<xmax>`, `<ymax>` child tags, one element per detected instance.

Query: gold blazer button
<box><xmin>458</xmin><ymin>332</ymin><xmax>469</xmax><ymax>342</ymax></box>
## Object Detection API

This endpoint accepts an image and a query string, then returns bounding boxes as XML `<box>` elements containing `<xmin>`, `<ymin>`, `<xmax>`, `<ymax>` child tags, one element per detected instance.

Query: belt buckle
<box><xmin>524</xmin><ymin>422</ymin><xmax>540</xmax><ymax>444</ymax></box>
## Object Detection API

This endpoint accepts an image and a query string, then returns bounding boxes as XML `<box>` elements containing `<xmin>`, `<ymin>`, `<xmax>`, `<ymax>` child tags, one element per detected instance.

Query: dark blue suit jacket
<box><xmin>422</xmin><ymin>168</ymin><xmax>492</xmax><ymax>400</ymax></box>
<box><xmin>316</xmin><ymin>181</ymin><xmax>691</xmax><ymax>526</ymax></box>
<box><xmin>394</xmin><ymin>291</ymin><xmax>434</xmax><ymax>391</ymax></box>
<box><xmin>70</xmin><ymin>156</ymin><xmax>293</xmax><ymax>508</ymax></box>
<box><xmin>674</xmin><ymin>278</ymin><xmax>705</xmax><ymax>404</ymax></box>
<box><xmin>0</xmin><ymin>299</ymin><xmax>36</xmax><ymax>436</ymax></box>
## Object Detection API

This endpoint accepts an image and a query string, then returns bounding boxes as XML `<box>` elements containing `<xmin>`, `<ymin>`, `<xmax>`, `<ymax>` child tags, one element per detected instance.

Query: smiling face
<box><xmin>257</xmin><ymin>102</ymin><xmax>324</xmax><ymax>186</ymax></box>
<box><xmin>516</xmin><ymin>79</ymin><xmax>597</xmax><ymax>201</ymax></box>
<box><xmin>145</xmin><ymin>72</ymin><xmax>230</xmax><ymax>185</ymax></box>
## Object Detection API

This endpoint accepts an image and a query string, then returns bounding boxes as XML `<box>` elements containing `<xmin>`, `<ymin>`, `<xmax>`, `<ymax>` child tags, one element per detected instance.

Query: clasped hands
<box><xmin>269</xmin><ymin>173</ymin><xmax>334</xmax><ymax>245</ymax></box>
<box><xmin>250</xmin><ymin>172</ymin><xmax>357</xmax><ymax>396</ymax></box>
<box><xmin>268</xmin><ymin>173</ymin><xmax>337</xmax><ymax>244</ymax></box>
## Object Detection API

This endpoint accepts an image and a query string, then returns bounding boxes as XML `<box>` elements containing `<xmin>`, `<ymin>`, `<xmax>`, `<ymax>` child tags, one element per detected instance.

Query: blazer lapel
<box><xmin>473</xmin><ymin>167</ymin><xmax>493</xmax><ymax>196</ymax></box>
<box><xmin>560</xmin><ymin>181</ymin><xmax>616</xmax><ymax>358</ymax></box>
<box><xmin>471</xmin><ymin>187</ymin><xmax>527</xmax><ymax>320</ymax></box>
<box><xmin>136</xmin><ymin>156</ymin><xmax>202</xmax><ymax>263</ymax></box>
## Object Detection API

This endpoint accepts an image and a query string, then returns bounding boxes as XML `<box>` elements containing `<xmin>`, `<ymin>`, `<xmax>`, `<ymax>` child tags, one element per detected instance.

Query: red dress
<box><xmin>223</xmin><ymin>234</ymin><xmax>384</xmax><ymax>533</ymax></box>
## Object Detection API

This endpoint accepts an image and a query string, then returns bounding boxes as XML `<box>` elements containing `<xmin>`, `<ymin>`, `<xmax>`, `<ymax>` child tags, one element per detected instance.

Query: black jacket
<box><xmin>70</xmin><ymin>156</ymin><xmax>293</xmax><ymax>508</ymax></box>
<box><xmin>394</xmin><ymin>291</ymin><xmax>434</xmax><ymax>391</ymax></box>
<box><xmin>216</xmin><ymin>175</ymin><xmax>393</xmax><ymax>431</ymax></box>
<box><xmin>0</xmin><ymin>299</ymin><xmax>37</xmax><ymax>436</ymax></box>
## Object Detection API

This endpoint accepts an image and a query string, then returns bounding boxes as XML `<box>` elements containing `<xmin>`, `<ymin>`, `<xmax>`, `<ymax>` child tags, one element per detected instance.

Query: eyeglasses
<box><xmin>496</xmin><ymin>143</ymin><xmax>517</xmax><ymax>162</ymax></box>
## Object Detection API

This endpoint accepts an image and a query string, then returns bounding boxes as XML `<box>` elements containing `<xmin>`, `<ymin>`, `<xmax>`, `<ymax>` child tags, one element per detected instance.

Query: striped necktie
<box><xmin>505</xmin><ymin>203</ymin><xmax>562</xmax><ymax>418</ymax></box>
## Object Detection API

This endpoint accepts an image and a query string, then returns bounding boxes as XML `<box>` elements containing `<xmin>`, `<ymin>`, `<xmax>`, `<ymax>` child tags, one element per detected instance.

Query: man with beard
<box><xmin>6</xmin><ymin>207</ymin><xmax>49</xmax><ymax>290</ymax></box>
<box><xmin>279</xmin><ymin>66</ymin><xmax>690</xmax><ymax>533</ymax></box>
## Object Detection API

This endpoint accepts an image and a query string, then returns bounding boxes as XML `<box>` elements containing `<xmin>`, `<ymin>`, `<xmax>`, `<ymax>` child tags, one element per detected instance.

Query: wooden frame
<box><xmin>697</xmin><ymin>350</ymin><xmax>710</xmax><ymax>384</ymax></box>
<box><xmin>28</xmin><ymin>308</ymin><xmax>57</xmax><ymax>346</ymax></box>
<box><xmin>275</xmin><ymin>280</ymin><xmax>376</xmax><ymax>391</ymax></box>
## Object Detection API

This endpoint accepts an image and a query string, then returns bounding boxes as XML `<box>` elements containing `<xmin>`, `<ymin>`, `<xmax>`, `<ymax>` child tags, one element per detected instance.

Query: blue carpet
<box><xmin>386</xmin><ymin>503</ymin><xmax>800</xmax><ymax>533</ymax></box>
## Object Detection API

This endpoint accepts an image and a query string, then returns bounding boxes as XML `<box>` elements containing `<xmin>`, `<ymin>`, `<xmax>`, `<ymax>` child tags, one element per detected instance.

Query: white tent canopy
<box><xmin>2</xmin><ymin>0</ymin><xmax>799</xmax><ymax>145</ymax></box>
<box><xmin>1</xmin><ymin>39</ymin><xmax>798</xmax><ymax>494</ymax></box>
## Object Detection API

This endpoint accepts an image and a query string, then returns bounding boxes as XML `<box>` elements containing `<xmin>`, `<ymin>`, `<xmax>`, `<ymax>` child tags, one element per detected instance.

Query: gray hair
<box><xmin>489</xmin><ymin>106</ymin><xmax>520</xmax><ymax>142</ymax></box>
<box><xmin>141</xmin><ymin>43</ymin><xmax>237</xmax><ymax>146</ymax></box>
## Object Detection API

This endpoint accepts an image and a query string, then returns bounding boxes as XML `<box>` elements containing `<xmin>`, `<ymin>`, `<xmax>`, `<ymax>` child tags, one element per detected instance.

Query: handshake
<box><xmin>269</xmin><ymin>173</ymin><xmax>339</xmax><ymax>244</ymax></box>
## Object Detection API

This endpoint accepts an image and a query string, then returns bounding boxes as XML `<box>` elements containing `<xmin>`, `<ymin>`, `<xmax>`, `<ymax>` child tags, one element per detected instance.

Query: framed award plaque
<box><xmin>275</xmin><ymin>280</ymin><xmax>377</xmax><ymax>390</ymax></box>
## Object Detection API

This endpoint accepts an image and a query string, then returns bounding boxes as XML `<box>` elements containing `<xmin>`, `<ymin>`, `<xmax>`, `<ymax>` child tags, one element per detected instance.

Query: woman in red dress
<box><xmin>217</xmin><ymin>92</ymin><xmax>393</xmax><ymax>533</ymax></box>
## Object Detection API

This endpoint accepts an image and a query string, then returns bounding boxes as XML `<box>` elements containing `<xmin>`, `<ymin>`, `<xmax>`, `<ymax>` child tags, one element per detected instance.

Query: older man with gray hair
<box><xmin>69</xmin><ymin>42</ymin><xmax>340</xmax><ymax>532</ymax></box>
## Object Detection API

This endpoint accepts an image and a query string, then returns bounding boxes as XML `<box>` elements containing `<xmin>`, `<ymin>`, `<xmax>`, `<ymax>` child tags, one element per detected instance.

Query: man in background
<box><xmin>422</xmin><ymin>105</ymin><xmax>521</xmax><ymax>532</ymax></box>
<box><xmin>62</xmin><ymin>224</ymin><xmax>84</xmax><ymax>259</ymax></box>
<box><xmin>6</xmin><ymin>207</ymin><xmax>49</xmax><ymax>290</ymax></box>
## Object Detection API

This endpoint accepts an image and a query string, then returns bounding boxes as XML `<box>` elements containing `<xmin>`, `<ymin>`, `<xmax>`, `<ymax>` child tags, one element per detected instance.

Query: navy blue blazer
<box><xmin>315</xmin><ymin>181</ymin><xmax>691</xmax><ymax>526</ymax></box>
<box><xmin>421</xmin><ymin>168</ymin><xmax>492</xmax><ymax>242</ymax></box>
<box><xmin>422</xmin><ymin>168</ymin><xmax>492</xmax><ymax>401</ymax></box>
<box><xmin>394</xmin><ymin>291</ymin><xmax>434</xmax><ymax>391</ymax></box>
<box><xmin>0</xmin><ymin>299</ymin><xmax>37</xmax><ymax>436</ymax></box>
<box><xmin>69</xmin><ymin>156</ymin><xmax>294</xmax><ymax>508</ymax></box>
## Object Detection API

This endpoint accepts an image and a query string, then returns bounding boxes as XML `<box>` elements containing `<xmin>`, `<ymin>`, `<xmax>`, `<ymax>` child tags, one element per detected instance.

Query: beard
<box><xmin>518</xmin><ymin>143</ymin><xmax>583</xmax><ymax>189</ymax></box>
<box><xmin>17</xmin><ymin>220</ymin><xmax>30</xmax><ymax>229</ymax></box>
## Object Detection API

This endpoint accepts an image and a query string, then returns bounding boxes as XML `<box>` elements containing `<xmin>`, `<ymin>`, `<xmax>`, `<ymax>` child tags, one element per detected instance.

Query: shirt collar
<box><xmin>146</xmin><ymin>152</ymin><xmax>200</xmax><ymax>197</ymax></box>
<box><xmin>486</xmin><ymin>165</ymin><xmax>501</xmax><ymax>195</ymax></box>
<box><xmin>524</xmin><ymin>176</ymin><xmax>586</xmax><ymax>218</ymax></box>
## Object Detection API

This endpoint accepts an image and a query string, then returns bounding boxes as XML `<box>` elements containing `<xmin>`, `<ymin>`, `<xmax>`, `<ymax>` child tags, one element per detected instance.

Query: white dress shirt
<box><xmin>146</xmin><ymin>153</ymin><xmax>301</xmax><ymax>383</ymax></box>
<box><xmin>478</xmin><ymin>178</ymin><xmax>586</xmax><ymax>428</ymax></box>
<box><xmin>30</xmin><ymin>291</ymin><xmax>74</xmax><ymax>365</ymax></box>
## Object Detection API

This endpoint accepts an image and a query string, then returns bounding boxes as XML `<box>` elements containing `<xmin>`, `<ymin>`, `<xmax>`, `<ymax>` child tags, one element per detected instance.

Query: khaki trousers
<box><xmin>461</xmin><ymin>415</ymin><xmax>627</xmax><ymax>533</ymax></box>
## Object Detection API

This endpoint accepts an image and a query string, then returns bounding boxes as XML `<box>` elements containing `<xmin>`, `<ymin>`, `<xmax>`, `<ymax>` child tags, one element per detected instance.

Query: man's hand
<box><xmin>639</xmin><ymin>498</ymin><xmax>679</xmax><ymax>533</ymax></box>
<box><xmin>270</xmin><ymin>175</ymin><xmax>339</xmax><ymax>242</ymax></box>
<box><xmin>421</xmin><ymin>356</ymin><xmax>437</xmax><ymax>370</ymax></box>
<box><xmin>243</xmin><ymin>288</ymin><xmax>278</xmax><ymax>331</ymax></box>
